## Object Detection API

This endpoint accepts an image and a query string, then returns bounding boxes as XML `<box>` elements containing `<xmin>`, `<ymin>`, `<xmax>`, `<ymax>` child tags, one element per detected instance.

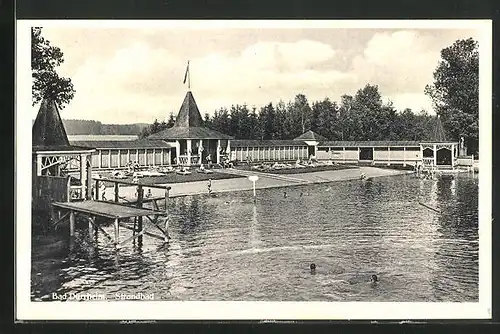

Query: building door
<box><xmin>308</xmin><ymin>146</ymin><xmax>315</xmax><ymax>158</ymax></box>
<box><xmin>359</xmin><ymin>147</ymin><xmax>373</xmax><ymax>161</ymax></box>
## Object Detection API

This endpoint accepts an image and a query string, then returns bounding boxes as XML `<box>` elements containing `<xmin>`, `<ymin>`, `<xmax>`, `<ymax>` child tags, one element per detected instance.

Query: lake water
<box><xmin>31</xmin><ymin>173</ymin><xmax>479</xmax><ymax>302</ymax></box>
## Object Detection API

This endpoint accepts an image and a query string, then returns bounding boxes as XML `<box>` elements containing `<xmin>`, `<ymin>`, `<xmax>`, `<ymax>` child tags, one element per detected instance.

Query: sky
<box><xmin>30</xmin><ymin>23</ymin><xmax>482</xmax><ymax>124</ymax></box>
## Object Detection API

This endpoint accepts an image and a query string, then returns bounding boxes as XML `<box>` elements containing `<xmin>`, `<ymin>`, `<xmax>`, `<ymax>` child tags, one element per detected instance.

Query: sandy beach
<box><xmin>104</xmin><ymin>166</ymin><xmax>412</xmax><ymax>201</ymax></box>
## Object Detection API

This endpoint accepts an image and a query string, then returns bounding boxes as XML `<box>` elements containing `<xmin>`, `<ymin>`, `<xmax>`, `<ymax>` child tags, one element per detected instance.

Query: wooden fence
<box><xmin>32</xmin><ymin>175</ymin><xmax>70</xmax><ymax>213</ymax></box>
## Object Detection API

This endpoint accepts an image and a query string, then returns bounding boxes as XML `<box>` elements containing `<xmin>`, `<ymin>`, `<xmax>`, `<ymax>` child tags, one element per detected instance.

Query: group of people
<box><xmin>126</xmin><ymin>161</ymin><xmax>140</xmax><ymax>173</ymax></box>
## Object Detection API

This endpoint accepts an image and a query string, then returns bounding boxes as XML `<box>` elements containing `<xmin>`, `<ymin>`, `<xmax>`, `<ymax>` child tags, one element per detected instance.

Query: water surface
<box><xmin>31</xmin><ymin>173</ymin><xmax>479</xmax><ymax>302</ymax></box>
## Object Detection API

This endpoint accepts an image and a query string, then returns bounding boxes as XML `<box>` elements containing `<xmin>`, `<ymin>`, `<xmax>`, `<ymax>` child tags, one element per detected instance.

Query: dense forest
<box><xmin>139</xmin><ymin>84</ymin><xmax>439</xmax><ymax>142</ymax></box>
<box><xmin>61</xmin><ymin>119</ymin><xmax>148</xmax><ymax>135</ymax></box>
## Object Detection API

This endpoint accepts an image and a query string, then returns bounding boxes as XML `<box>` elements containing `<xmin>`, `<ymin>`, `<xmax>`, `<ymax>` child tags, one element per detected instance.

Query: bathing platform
<box><xmin>52</xmin><ymin>193</ymin><xmax>169</xmax><ymax>248</ymax></box>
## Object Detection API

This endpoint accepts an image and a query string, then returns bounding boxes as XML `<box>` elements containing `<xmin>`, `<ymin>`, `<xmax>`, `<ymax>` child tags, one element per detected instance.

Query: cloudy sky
<box><xmin>31</xmin><ymin>23</ymin><xmax>482</xmax><ymax>124</ymax></box>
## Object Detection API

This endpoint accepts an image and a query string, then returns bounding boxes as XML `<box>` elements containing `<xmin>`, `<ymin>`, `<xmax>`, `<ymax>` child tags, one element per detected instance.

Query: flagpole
<box><xmin>188</xmin><ymin>60</ymin><xmax>191</xmax><ymax>91</ymax></box>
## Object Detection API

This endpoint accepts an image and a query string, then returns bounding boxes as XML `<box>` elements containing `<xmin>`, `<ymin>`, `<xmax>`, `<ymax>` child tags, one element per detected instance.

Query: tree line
<box><xmin>140</xmin><ymin>84</ymin><xmax>438</xmax><ymax>142</ymax></box>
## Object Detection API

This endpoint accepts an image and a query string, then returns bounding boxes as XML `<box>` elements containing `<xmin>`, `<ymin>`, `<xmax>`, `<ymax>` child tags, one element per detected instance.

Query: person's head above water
<box><xmin>310</xmin><ymin>263</ymin><xmax>316</xmax><ymax>271</ymax></box>
<box><xmin>371</xmin><ymin>274</ymin><xmax>378</xmax><ymax>282</ymax></box>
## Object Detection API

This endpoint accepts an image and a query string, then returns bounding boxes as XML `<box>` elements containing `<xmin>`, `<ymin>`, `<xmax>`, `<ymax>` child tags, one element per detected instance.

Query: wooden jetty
<box><xmin>51</xmin><ymin>178</ymin><xmax>172</xmax><ymax>249</ymax></box>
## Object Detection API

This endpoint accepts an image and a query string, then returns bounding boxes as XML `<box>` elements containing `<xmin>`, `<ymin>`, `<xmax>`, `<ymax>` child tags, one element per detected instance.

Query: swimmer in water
<box><xmin>283</xmin><ymin>191</ymin><xmax>288</xmax><ymax>198</ymax></box>
<box><xmin>310</xmin><ymin>263</ymin><xmax>316</xmax><ymax>274</ymax></box>
<box><xmin>370</xmin><ymin>274</ymin><xmax>378</xmax><ymax>283</ymax></box>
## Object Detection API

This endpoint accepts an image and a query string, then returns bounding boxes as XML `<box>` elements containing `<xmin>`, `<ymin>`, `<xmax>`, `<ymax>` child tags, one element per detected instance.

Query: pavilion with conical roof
<box><xmin>420</xmin><ymin>115</ymin><xmax>459</xmax><ymax>168</ymax></box>
<box><xmin>148</xmin><ymin>91</ymin><xmax>233</xmax><ymax>166</ymax></box>
<box><xmin>32</xmin><ymin>98</ymin><xmax>95</xmax><ymax>201</ymax></box>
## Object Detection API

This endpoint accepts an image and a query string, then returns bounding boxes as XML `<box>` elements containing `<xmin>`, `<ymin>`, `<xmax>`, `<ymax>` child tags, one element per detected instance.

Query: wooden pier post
<box><xmin>88</xmin><ymin>216</ymin><xmax>94</xmax><ymax>240</ymax></box>
<box><xmin>95</xmin><ymin>179</ymin><xmax>100</xmax><ymax>201</ymax></box>
<box><xmin>114</xmin><ymin>182</ymin><xmax>119</xmax><ymax>203</ymax></box>
<box><xmin>114</xmin><ymin>218</ymin><xmax>120</xmax><ymax>245</ymax></box>
<box><xmin>164</xmin><ymin>186</ymin><xmax>171</xmax><ymax>242</ymax></box>
<box><xmin>137</xmin><ymin>185</ymin><xmax>144</xmax><ymax>245</ymax></box>
<box><xmin>66</xmin><ymin>176</ymin><xmax>72</xmax><ymax>202</ymax></box>
<box><xmin>69</xmin><ymin>211</ymin><xmax>75</xmax><ymax>237</ymax></box>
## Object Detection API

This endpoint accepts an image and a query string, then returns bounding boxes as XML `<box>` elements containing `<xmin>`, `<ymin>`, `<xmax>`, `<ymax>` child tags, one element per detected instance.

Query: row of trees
<box><xmin>140</xmin><ymin>85</ymin><xmax>439</xmax><ymax>142</ymax></box>
<box><xmin>32</xmin><ymin>27</ymin><xmax>480</xmax><ymax>154</ymax></box>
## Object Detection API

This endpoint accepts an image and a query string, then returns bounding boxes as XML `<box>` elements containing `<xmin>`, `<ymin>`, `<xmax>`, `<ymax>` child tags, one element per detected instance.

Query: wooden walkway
<box><xmin>52</xmin><ymin>201</ymin><xmax>167</xmax><ymax>219</ymax></box>
<box><xmin>51</xmin><ymin>200</ymin><xmax>170</xmax><ymax>249</ymax></box>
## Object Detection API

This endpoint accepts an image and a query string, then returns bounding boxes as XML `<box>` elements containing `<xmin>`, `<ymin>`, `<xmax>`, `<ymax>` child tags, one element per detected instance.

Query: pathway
<box><xmin>104</xmin><ymin>166</ymin><xmax>411</xmax><ymax>202</ymax></box>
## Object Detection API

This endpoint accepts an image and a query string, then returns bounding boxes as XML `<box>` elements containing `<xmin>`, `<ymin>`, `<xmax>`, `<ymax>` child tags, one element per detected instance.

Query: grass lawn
<box><xmin>101</xmin><ymin>169</ymin><xmax>242</xmax><ymax>186</ymax></box>
<box><xmin>234</xmin><ymin>163</ymin><xmax>355</xmax><ymax>175</ymax></box>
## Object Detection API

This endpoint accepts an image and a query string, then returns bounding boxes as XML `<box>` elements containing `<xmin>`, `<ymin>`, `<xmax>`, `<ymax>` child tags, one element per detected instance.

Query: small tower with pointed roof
<box><xmin>32</xmin><ymin>98</ymin><xmax>95</xmax><ymax>204</ymax></box>
<box><xmin>148</xmin><ymin>91</ymin><xmax>233</xmax><ymax>166</ymax></box>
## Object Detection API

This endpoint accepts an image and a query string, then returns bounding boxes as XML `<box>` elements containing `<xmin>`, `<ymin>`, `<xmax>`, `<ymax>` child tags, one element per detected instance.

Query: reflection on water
<box><xmin>31</xmin><ymin>173</ymin><xmax>479</xmax><ymax>302</ymax></box>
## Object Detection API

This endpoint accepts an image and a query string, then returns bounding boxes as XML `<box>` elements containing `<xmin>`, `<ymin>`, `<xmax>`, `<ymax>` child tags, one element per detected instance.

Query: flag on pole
<box><xmin>183</xmin><ymin>61</ymin><xmax>190</xmax><ymax>84</ymax></box>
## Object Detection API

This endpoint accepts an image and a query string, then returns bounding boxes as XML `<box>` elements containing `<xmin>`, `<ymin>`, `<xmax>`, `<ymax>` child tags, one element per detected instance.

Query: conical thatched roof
<box><xmin>173</xmin><ymin>91</ymin><xmax>204</xmax><ymax>127</ymax></box>
<box><xmin>32</xmin><ymin>99</ymin><xmax>70</xmax><ymax>147</ymax></box>
<box><xmin>148</xmin><ymin>91</ymin><xmax>233</xmax><ymax>140</ymax></box>
<box><xmin>432</xmin><ymin>115</ymin><xmax>447</xmax><ymax>142</ymax></box>
<box><xmin>293</xmin><ymin>130</ymin><xmax>328</xmax><ymax>142</ymax></box>
<box><xmin>32</xmin><ymin>99</ymin><xmax>94</xmax><ymax>152</ymax></box>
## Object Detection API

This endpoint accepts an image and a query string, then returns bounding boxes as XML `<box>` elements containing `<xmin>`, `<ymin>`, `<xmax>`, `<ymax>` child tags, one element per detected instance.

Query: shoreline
<box><xmin>107</xmin><ymin>166</ymin><xmax>412</xmax><ymax>200</ymax></box>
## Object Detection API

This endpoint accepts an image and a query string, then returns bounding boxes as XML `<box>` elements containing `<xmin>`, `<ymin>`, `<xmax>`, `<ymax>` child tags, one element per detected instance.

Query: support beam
<box><xmin>187</xmin><ymin>140</ymin><xmax>192</xmax><ymax>166</ymax></box>
<box><xmin>114</xmin><ymin>218</ymin><xmax>120</xmax><ymax>245</ymax></box>
<box><xmin>127</xmin><ymin>149</ymin><xmax>130</xmax><ymax>165</ymax></box>
<box><xmin>86</xmin><ymin>155</ymin><xmax>93</xmax><ymax>200</ymax></box>
<box><xmin>216</xmin><ymin>140</ymin><xmax>221</xmax><ymax>164</ymax></box>
<box><xmin>114</xmin><ymin>182</ymin><xmax>119</xmax><ymax>202</ymax></box>
<box><xmin>451</xmin><ymin>144</ymin><xmax>455</xmax><ymax>168</ymax></box>
<box><xmin>98</xmin><ymin>150</ymin><xmax>102</xmax><ymax>169</ymax></box>
<box><xmin>50</xmin><ymin>212</ymin><xmax>69</xmax><ymax>228</ymax></box>
<box><xmin>69</xmin><ymin>211</ymin><xmax>75</xmax><ymax>237</ymax></box>
<box><xmin>199</xmin><ymin>139</ymin><xmax>203</xmax><ymax>166</ymax></box>
<box><xmin>118</xmin><ymin>150</ymin><xmax>121</xmax><ymax>168</ymax></box>
<box><xmin>36</xmin><ymin>155</ymin><xmax>43</xmax><ymax>176</ymax></box>
<box><xmin>152</xmin><ymin>149</ymin><xmax>155</xmax><ymax>166</ymax></box>
<box><xmin>137</xmin><ymin>186</ymin><xmax>144</xmax><ymax>245</ymax></box>
<box><xmin>88</xmin><ymin>216</ymin><xmax>94</xmax><ymax>240</ymax></box>
<box><xmin>80</xmin><ymin>154</ymin><xmax>87</xmax><ymax>199</ymax></box>
<box><xmin>175</xmin><ymin>140</ymin><xmax>181</xmax><ymax>165</ymax></box>
<box><xmin>433</xmin><ymin>144</ymin><xmax>437</xmax><ymax>166</ymax></box>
